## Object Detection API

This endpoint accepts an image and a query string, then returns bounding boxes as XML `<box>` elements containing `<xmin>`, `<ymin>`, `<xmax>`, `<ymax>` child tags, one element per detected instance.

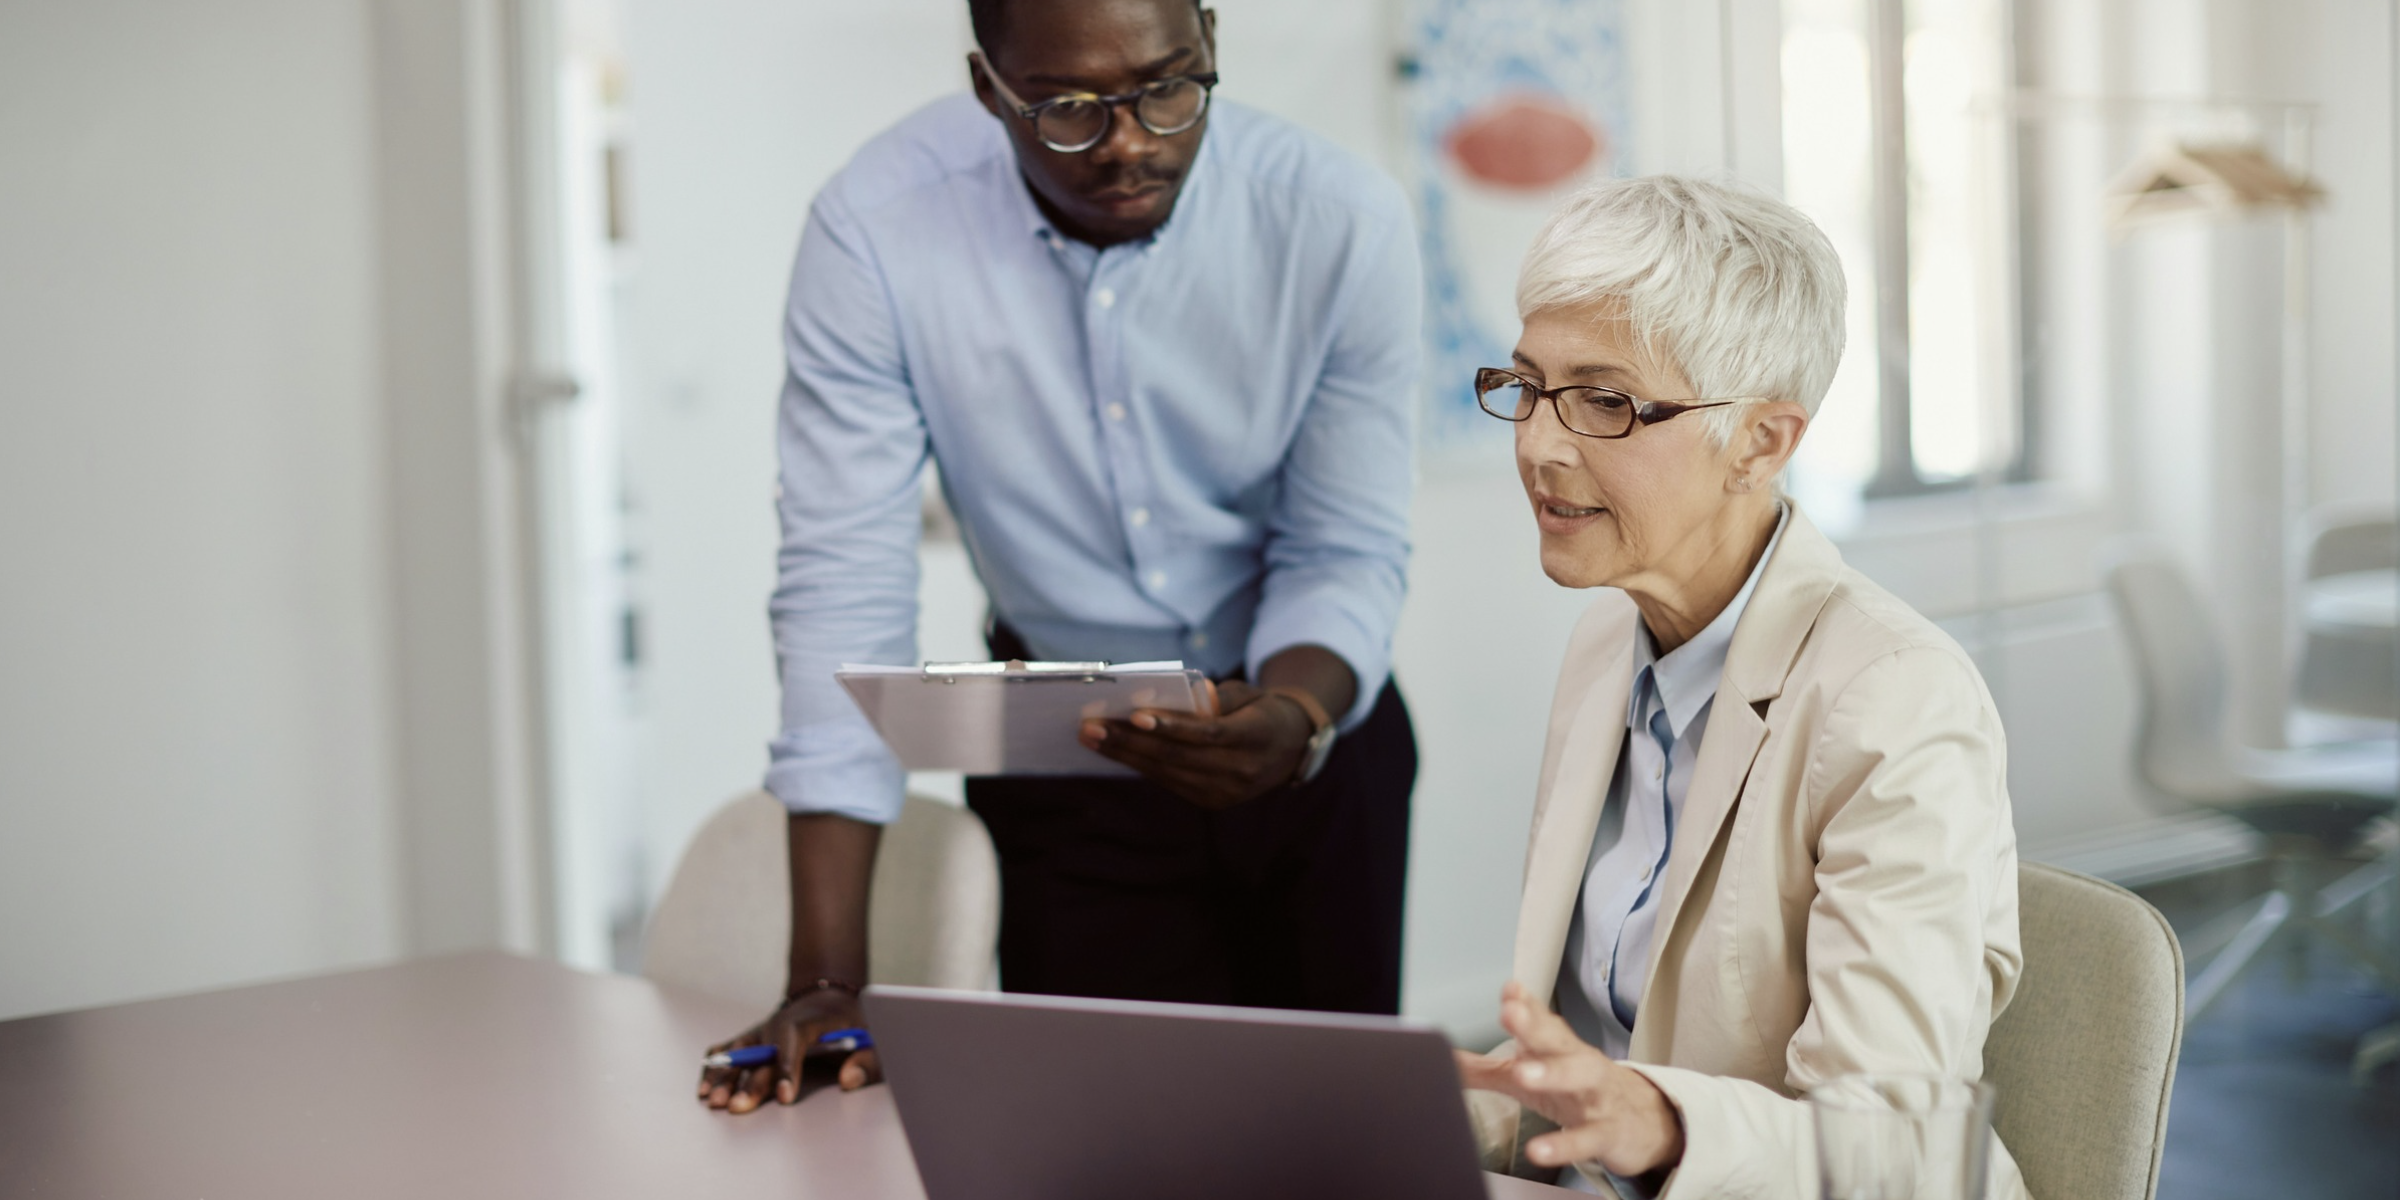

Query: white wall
<box><xmin>0</xmin><ymin>0</ymin><xmax>551</xmax><ymax>1020</ymax></box>
<box><xmin>611</xmin><ymin>0</ymin><xmax>976</xmax><ymax>909</ymax></box>
<box><xmin>0</xmin><ymin>0</ymin><xmax>401</xmax><ymax>1018</ymax></box>
<box><xmin>2291</xmin><ymin>0</ymin><xmax>2398</xmax><ymax>511</ymax></box>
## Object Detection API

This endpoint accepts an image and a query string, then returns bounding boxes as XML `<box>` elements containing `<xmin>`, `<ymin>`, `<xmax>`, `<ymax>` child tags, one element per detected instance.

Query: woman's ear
<box><xmin>1727</xmin><ymin>402</ymin><xmax>1809</xmax><ymax>493</ymax></box>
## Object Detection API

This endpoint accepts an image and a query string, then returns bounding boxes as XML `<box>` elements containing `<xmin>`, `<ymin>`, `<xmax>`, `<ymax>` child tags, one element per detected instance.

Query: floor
<box><xmin>2135</xmin><ymin>863</ymin><xmax>2400</xmax><ymax>1200</ymax></box>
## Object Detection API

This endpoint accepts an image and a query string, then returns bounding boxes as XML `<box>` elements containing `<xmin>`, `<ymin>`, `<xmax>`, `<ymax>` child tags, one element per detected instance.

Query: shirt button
<box><xmin>1639</xmin><ymin>863</ymin><xmax>1655</xmax><ymax>883</ymax></box>
<box><xmin>1188</xmin><ymin>631</ymin><xmax>1209</xmax><ymax>650</ymax></box>
<box><xmin>1095</xmin><ymin>287</ymin><xmax>1116</xmax><ymax>309</ymax></box>
<box><xmin>1130</xmin><ymin>507</ymin><xmax>1151</xmax><ymax>528</ymax></box>
<box><xmin>1106</xmin><ymin>403</ymin><xmax>1128</xmax><ymax>422</ymax></box>
<box><xmin>1147</xmin><ymin>570</ymin><xmax>1168</xmax><ymax>590</ymax></box>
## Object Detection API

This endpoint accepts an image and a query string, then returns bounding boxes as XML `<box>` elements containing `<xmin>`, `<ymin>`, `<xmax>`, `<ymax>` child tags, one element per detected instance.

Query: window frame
<box><xmin>1854</xmin><ymin>0</ymin><xmax>2042</xmax><ymax>498</ymax></box>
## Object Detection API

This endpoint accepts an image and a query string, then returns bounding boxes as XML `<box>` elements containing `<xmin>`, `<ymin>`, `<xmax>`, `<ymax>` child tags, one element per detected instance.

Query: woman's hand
<box><xmin>1454</xmin><ymin>981</ymin><xmax>1686</xmax><ymax>1180</ymax></box>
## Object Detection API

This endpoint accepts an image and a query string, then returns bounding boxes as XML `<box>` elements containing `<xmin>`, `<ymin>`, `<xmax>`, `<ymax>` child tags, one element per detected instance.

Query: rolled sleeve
<box><xmin>765</xmin><ymin>191</ymin><xmax>929</xmax><ymax>825</ymax></box>
<box><xmin>1245</xmin><ymin>188</ymin><xmax>1420</xmax><ymax>728</ymax></box>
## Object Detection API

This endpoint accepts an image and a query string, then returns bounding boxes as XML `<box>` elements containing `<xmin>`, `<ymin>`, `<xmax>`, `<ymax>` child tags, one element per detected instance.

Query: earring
<box><xmin>1733</xmin><ymin>476</ymin><xmax>1754</xmax><ymax>492</ymax></box>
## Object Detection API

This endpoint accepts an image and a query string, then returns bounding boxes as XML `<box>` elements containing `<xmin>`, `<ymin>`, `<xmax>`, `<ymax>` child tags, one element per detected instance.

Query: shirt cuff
<box><xmin>763</xmin><ymin>718</ymin><xmax>907</xmax><ymax>825</ymax></box>
<box><xmin>1574</xmin><ymin>1162</ymin><xmax>1666</xmax><ymax>1200</ymax></box>
<box><xmin>1244</xmin><ymin>597</ymin><xmax>1392</xmax><ymax>731</ymax></box>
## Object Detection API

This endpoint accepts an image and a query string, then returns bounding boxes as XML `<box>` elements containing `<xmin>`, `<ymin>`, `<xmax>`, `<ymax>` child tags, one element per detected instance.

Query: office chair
<box><xmin>643</xmin><ymin>790</ymin><xmax>1001</xmax><ymax>1008</ymax></box>
<box><xmin>2294</xmin><ymin>503</ymin><xmax>2398</xmax><ymax>723</ymax></box>
<box><xmin>1984</xmin><ymin>863</ymin><xmax>2184</xmax><ymax>1200</ymax></box>
<box><xmin>2103</xmin><ymin>545</ymin><xmax>2400</xmax><ymax>1081</ymax></box>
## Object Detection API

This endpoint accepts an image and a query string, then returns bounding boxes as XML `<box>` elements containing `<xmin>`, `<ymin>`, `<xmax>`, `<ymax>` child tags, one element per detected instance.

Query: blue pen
<box><xmin>701</xmin><ymin>1027</ymin><xmax>875</xmax><ymax>1069</ymax></box>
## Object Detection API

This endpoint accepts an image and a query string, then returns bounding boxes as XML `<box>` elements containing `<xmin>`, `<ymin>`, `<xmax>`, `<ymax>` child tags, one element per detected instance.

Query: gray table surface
<box><xmin>0</xmin><ymin>951</ymin><xmax>1571</xmax><ymax>1199</ymax></box>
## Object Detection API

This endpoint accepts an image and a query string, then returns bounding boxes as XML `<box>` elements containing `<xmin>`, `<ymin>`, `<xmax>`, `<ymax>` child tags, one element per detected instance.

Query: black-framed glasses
<box><xmin>1474</xmin><ymin>367</ymin><xmax>1754</xmax><ymax>439</ymax></box>
<box><xmin>971</xmin><ymin>50</ymin><xmax>1218</xmax><ymax>153</ymax></box>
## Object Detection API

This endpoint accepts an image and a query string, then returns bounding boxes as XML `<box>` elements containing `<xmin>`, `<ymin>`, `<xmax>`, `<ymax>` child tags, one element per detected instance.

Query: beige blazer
<box><xmin>1470</xmin><ymin>508</ymin><xmax>2031</xmax><ymax>1200</ymax></box>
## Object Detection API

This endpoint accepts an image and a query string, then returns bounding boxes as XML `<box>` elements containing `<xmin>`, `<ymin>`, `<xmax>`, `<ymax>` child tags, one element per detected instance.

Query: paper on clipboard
<box><xmin>836</xmin><ymin>660</ymin><xmax>1213</xmax><ymax>776</ymax></box>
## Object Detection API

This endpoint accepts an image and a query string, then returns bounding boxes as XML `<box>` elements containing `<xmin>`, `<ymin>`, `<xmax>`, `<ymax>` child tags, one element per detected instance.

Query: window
<box><xmin>1781</xmin><ymin>0</ymin><xmax>2031</xmax><ymax>505</ymax></box>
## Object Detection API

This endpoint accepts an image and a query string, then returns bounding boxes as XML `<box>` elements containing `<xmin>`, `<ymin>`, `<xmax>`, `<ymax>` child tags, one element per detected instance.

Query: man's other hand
<box><xmin>1079</xmin><ymin>680</ymin><xmax>1313</xmax><ymax>809</ymax></box>
<box><xmin>697</xmin><ymin>989</ymin><xmax>880</xmax><ymax>1114</ymax></box>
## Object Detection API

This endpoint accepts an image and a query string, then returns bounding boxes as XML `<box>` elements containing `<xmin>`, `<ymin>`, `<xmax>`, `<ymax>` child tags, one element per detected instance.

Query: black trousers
<box><xmin>964</xmin><ymin>631</ymin><xmax>1417</xmax><ymax>1015</ymax></box>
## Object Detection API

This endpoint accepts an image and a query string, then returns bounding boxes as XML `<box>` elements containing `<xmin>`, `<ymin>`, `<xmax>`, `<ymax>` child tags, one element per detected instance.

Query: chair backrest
<box><xmin>1984</xmin><ymin>862</ymin><xmax>2185</xmax><ymax>1200</ymax></box>
<box><xmin>2102</xmin><ymin>544</ymin><xmax>2245</xmax><ymax>802</ymax></box>
<box><xmin>642</xmin><ymin>791</ymin><xmax>1000</xmax><ymax>1009</ymax></box>
<box><xmin>2302</xmin><ymin>503</ymin><xmax>2399</xmax><ymax>580</ymax></box>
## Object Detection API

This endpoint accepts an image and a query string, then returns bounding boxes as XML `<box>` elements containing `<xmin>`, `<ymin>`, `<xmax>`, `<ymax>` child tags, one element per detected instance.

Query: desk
<box><xmin>0</xmin><ymin>953</ymin><xmax>1570</xmax><ymax>1199</ymax></box>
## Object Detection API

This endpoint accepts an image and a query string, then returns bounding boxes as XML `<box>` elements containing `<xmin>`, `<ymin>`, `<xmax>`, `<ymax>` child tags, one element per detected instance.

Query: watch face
<box><xmin>1298</xmin><ymin>725</ymin><xmax>1337</xmax><ymax>784</ymax></box>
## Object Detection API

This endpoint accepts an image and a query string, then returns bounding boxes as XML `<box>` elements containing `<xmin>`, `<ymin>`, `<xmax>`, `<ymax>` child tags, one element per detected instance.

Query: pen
<box><xmin>701</xmin><ymin>1028</ymin><xmax>875</xmax><ymax>1069</ymax></box>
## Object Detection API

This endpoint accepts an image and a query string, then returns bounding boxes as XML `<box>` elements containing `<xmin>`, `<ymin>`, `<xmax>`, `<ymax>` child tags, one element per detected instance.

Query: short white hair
<box><xmin>1515</xmin><ymin>175</ymin><xmax>1847</xmax><ymax>444</ymax></box>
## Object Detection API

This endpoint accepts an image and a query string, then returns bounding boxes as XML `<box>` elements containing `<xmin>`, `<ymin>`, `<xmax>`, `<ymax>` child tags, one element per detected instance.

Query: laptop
<box><xmin>863</xmin><ymin>985</ymin><xmax>1495</xmax><ymax>1200</ymax></box>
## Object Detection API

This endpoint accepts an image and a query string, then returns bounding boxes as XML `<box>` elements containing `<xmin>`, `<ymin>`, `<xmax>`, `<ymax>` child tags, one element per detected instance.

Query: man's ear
<box><xmin>968</xmin><ymin>53</ymin><xmax>1003</xmax><ymax>120</ymax></box>
<box><xmin>1201</xmin><ymin>7</ymin><xmax>1217</xmax><ymax>53</ymax></box>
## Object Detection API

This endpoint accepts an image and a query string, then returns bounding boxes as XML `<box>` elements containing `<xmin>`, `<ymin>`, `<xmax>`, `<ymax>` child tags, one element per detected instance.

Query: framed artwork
<box><xmin>1405</xmin><ymin>0</ymin><xmax>1631</xmax><ymax>450</ymax></box>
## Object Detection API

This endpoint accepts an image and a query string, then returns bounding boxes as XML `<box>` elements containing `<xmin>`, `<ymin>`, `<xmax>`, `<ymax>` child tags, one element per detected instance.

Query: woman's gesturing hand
<box><xmin>1453</xmin><ymin>981</ymin><xmax>1686</xmax><ymax>1181</ymax></box>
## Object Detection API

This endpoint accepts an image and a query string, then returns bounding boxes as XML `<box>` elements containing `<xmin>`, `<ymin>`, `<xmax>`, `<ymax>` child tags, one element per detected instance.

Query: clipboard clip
<box><xmin>921</xmin><ymin>660</ymin><xmax>1114</xmax><ymax>683</ymax></box>
<box><xmin>921</xmin><ymin>660</ymin><xmax>1111</xmax><ymax>675</ymax></box>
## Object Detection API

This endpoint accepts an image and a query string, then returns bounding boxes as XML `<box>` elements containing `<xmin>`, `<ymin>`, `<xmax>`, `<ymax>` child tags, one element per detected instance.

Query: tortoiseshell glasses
<box><xmin>1474</xmin><ymin>367</ymin><xmax>1753</xmax><ymax>439</ymax></box>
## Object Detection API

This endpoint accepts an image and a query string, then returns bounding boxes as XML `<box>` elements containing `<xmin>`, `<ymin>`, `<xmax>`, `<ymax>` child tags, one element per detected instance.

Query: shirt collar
<box><xmin>1630</xmin><ymin>503</ymin><xmax>1792</xmax><ymax>738</ymax></box>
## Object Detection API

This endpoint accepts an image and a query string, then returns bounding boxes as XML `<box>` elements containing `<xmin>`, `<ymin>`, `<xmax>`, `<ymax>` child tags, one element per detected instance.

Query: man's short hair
<box><xmin>1515</xmin><ymin>175</ymin><xmax>1848</xmax><ymax>443</ymax></box>
<box><xmin>969</xmin><ymin>0</ymin><xmax>1207</xmax><ymax>61</ymax></box>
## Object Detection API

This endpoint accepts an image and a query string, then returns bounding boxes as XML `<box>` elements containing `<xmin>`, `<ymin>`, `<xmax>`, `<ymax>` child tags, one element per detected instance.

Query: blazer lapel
<box><xmin>1640</xmin><ymin>695</ymin><xmax>1769</xmax><ymax>983</ymax></box>
<box><xmin>1512</xmin><ymin>638</ymin><xmax>1635</xmax><ymax>1007</ymax></box>
<box><xmin>1632</xmin><ymin>508</ymin><xmax>1847</xmax><ymax>1021</ymax></box>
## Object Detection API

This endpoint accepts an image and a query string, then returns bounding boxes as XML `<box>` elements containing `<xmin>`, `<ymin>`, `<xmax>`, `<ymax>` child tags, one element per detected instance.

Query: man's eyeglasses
<box><xmin>1475</xmin><ymin>367</ymin><xmax>1755</xmax><ymax>439</ymax></box>
<box><xmin>971</xmin><ymin>51</ymin><xmax>1219</xmax><ymax>154</ymax></box>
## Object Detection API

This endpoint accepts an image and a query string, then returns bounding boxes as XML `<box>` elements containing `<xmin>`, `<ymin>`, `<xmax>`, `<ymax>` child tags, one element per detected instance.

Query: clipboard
<box><xmin>836</xmin><ymin>660</ymin><xmax>1218</xmax><ymax>776</ymax></box>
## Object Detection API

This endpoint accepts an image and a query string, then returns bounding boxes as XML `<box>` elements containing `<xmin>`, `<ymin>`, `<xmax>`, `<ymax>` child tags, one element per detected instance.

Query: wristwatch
<box><xmin>1266</xmin><ymin>686</ymin><xmax>1338</xmax><ymax>786</ymax></box>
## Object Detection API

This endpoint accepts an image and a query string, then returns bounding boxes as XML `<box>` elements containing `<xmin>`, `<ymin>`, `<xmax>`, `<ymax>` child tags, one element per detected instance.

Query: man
<box><xmin>698</xmin><ymin>0</ymin><xmax>1421</xmax><ymax>1114</ymax></box>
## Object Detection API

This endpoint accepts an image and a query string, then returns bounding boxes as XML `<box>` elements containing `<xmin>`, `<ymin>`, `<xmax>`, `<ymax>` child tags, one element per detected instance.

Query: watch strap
<box><xmin>1263</xmin><ymin>686</ymin><xmax>1334</xmax><ymax>735</ymax></box>
<box><xmin>1266</xmin><ymin>686</ymin><xmax>1339</xmax><ymax>786</ymax></box>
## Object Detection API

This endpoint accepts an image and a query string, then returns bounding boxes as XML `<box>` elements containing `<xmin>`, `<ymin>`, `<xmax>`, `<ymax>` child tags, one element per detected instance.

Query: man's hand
<box><xmin>1079</xmin><ymin>679</ymin><xmax>1314</xmax><ymax>809</ymax></box>
<box><xmin>1078</xmin><ymin>643</ymin><xmax>1356</xmax><ymax>810</ymax></box>
<box><xmin>698</xmin><ymin>811</ymin><xmax>882</xmax><ymax>1114</ymax></box>
<box><xmin>1453</xmin><ymin>982</ymin><xmax>1685</xmax><ymax>1180</ymax></box>
<box><xmin>697</xmin><ymin>988</ymin><xmax>881</xmax><ymax>1113</ymax></box>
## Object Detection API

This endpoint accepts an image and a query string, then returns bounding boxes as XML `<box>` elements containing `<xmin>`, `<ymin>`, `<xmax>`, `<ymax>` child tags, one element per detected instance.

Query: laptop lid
<box><xmin>864</xmin><ymin>986</ymin><xmax>1492</xmax><ymax>1200</ymax></box>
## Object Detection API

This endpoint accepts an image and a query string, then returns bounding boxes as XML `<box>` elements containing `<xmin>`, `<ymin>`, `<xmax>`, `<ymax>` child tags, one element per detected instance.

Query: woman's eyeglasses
<box><xmin>1474</xmin><ymin>367</ymin><xmax>1753</xmax><ymax>439</ymax></box>
<box><xmin>972</xmin><ymin>51</ymin><xmax>1218</xmax><ymax>154</ymax></box>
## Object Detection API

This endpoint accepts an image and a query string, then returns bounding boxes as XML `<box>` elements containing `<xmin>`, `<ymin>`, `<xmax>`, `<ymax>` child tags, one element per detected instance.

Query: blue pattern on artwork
<box><xmin>1409</xmin><ymin>0</ymin><xmax>1631</xmax><ymax>443</ymax></box>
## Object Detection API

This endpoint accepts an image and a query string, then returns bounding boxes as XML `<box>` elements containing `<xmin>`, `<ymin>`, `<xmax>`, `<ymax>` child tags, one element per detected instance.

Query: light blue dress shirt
<box><xmin>1556</xmin><ymin>506</ymin><xmax>1791</xmax><ymax>1056</ymax></box>
<box><xmin>1552</xmin><ymin>506</ymin><xmax>1787</xmax><ymax>1196</ymax></box>
<box><xmin>765</xmin><ymin>94</ymin><xmax>1422</xmax><ymax>823</ymax></box>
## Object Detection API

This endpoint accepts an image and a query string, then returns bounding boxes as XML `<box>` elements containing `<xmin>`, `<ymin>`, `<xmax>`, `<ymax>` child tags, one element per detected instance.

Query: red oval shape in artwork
<box><xmin>1443</xmin><ymin>94</ymin><xmax>1604</xmax><ymax>190</ymax></box>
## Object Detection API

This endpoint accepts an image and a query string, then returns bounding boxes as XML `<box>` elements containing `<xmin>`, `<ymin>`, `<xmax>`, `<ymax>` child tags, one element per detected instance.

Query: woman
<box><xmin>1453</xmin><ymin>176</ymin><xmax>2030</xmax><ymax>1200</ymax></box>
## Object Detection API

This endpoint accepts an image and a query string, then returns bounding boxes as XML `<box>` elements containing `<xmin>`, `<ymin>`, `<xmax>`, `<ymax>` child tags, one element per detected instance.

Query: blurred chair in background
<box><xmin>2294</xmin><ymin>503</ymin><xmax>2399</xmax><ymax>728</ymax></box>
<box><xmin>1984</xmin><ymin>863</ymin><xmax>2184</xmax><ymax>1200</ymax></box>
<box><xmin>643</xmin><ymin>791</ymin><xmax>1000</xmax><ymax>1008</ymax></box>
<box><xmin>2104</xmin><ymin>545</ymin><xmax>2399</xmax><ymax>1081</ymax></box>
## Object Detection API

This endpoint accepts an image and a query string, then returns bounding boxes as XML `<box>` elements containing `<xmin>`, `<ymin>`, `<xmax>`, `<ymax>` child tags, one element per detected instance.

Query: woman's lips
<box><xmin>1534</xmin><ymin>494</ymin><xmax>1607</xmax><ymax>535</ymax></box>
